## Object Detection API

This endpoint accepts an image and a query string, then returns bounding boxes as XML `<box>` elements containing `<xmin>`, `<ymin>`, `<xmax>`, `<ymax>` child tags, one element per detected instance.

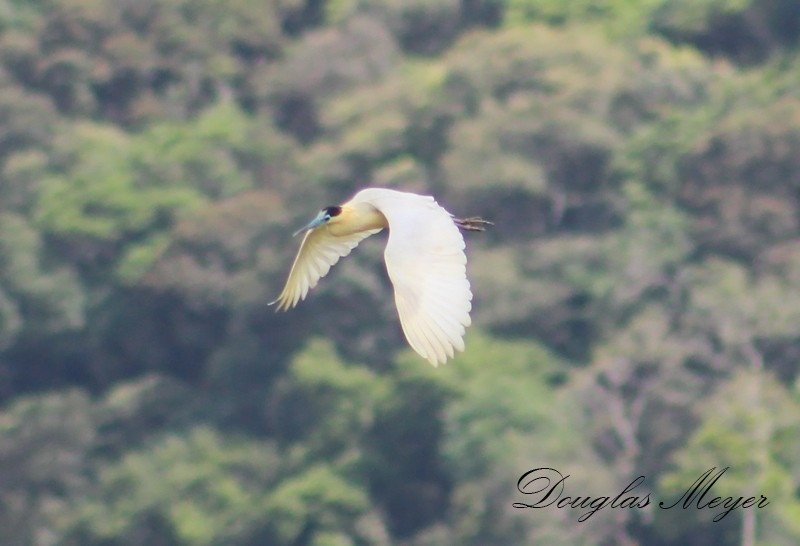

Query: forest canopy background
<box><xmin>1</xmin><ymin>0</ymin><xmax>800</xmax><ymax>545</ymax></box>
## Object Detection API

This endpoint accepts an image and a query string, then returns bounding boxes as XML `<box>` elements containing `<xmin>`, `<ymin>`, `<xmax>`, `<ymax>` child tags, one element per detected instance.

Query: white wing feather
<box><xmin>272</xmin><ymin>226</ymin><xmax>381</xmax><ymax>311</ymax></box>
<box><xmin>354</xmin><ymin>189</ymin><xmax>472</xmax><ymax>366</ymax></box>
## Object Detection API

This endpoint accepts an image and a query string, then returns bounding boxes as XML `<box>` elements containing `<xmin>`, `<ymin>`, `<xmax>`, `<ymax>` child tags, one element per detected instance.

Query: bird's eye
<box><xmin>322</xmin><ymin>206</ymin><xmax>342</xmax><ymax>219</ymax></box>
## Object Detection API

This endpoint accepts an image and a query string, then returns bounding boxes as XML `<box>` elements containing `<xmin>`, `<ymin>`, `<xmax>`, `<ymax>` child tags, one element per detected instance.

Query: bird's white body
<box><xmin>273</xmin><ymin>188</ymin><xmax>473</xmax><ymax>366</ymax></box>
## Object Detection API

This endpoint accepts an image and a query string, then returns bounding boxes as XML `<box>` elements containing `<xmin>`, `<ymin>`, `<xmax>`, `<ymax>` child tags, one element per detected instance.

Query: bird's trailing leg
<box><xmin>454</xmin><ymin>216</ymin><xmax>493</xmax><ymax>232</ymax></box>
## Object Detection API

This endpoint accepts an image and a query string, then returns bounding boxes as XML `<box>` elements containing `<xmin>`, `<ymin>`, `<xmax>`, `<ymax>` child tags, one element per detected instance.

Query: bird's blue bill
<box><xmin>292</xmin><ymin>211</ymin><xmax>327</xmax><ymax>237</ymax></box>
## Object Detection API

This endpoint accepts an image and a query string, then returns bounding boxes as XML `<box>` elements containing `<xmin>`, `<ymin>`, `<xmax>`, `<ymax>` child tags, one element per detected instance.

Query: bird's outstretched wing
<box><xmin>364</xmin><ymin>190</ymin><xmax>472</xmax><ymax>366</ymax></box>
<box><xmin>272</xmin><ymin>227</ymin><xmax>382</xmax><ymax>311</ymax></box>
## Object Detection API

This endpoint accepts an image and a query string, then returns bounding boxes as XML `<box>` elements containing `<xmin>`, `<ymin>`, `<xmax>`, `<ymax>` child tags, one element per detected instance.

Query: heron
<box><xmin>272</xmin><ymin>188</ymin><xmax>491</xmax><ymax>366</ymax></box>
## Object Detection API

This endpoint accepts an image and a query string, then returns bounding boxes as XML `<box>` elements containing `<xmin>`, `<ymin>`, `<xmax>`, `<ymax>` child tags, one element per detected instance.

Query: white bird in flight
<box><xmin>272</xmin><ymin>188</ymin><xmax>490</xmax><ymax>366</ymax></box>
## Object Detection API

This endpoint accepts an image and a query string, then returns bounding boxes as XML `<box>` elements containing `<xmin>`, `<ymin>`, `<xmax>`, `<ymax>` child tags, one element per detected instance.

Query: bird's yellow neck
<box><xmin>326</xmin><ymin>203</ymin><xmax>387</xmax><ymax>236</ymax></box>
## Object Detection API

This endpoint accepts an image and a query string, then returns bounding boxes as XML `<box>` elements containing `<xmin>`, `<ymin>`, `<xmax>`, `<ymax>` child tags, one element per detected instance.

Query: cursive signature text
<box><xmin>513</xmin><ymin>466</ymin><xmax>769</xmax><ymax>523</ymax></box>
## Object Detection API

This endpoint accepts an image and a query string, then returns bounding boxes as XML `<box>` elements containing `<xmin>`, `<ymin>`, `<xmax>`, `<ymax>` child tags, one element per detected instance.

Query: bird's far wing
<box><xmin>272</xmin><ymin>226</ymin><xmax>382</xmax><ymax>311</ymax></box>
<box><xmin>375</xmin><ymin>193</ymin><xmax>472</xmax><ymax>366</ymax></box>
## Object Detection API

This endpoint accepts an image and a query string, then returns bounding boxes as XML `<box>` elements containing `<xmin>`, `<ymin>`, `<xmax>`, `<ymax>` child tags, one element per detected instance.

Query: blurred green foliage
<box><xmin>0</xmin><ymin>0</ymin><xmax>799</xmax><ymax>545</ymax></box>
